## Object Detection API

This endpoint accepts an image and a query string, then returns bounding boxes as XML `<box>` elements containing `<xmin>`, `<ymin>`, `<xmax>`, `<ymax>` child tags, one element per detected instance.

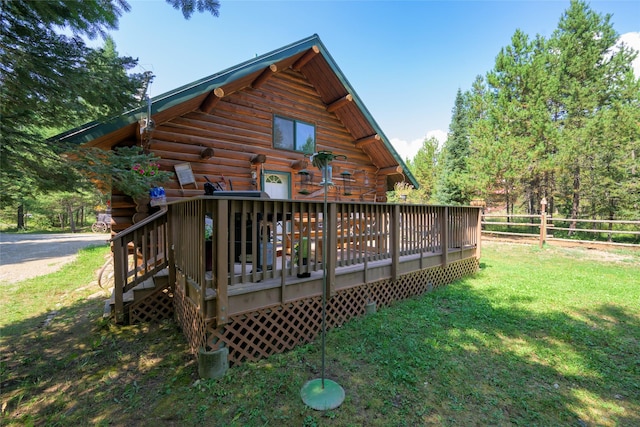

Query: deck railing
<box><xmin>167</xmin><ymin>197</ymin><xmax>480</xmax><ymax>325</ymax></box>
<box><xmin>109</xmin><ymin>196</ymin><xmax>481</xmax><ymax>324</ymax></box>
<box><xmin>111</xmin><ymin>208</ymin><xmax>170</xmax><ymax>323</ymax></box>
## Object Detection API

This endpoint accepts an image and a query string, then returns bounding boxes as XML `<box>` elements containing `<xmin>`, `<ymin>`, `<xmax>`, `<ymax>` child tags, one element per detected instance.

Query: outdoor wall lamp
<box><xmin>297</xmin><ymin>169</ymin><xmax>312</xmax><ymax>194</ymax></box>
<box><xmin>340</xmin><ymin>170</ymin><xmax>353</xmax><ymax>196</ymax></box>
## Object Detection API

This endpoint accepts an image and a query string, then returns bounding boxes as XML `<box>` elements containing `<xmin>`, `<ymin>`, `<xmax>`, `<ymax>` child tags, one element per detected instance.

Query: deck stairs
<box><xmin>104</xmin><ymin>268</ymin><xmax>173</xmax><ymax>323</ymax></box>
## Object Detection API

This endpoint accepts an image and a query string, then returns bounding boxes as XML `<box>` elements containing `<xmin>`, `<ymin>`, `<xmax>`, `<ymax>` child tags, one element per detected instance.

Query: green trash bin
<box><xmin>295</xmin><ymin>237</ymin><xmax>310</xmax><ymax>265</ymax></box>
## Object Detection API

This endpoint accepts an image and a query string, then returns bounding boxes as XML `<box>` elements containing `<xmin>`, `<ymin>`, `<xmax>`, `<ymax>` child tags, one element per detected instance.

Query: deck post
<box><xmin>215</xmin><ymin>199</ymin><xmax>229</xmax><ymax>325</ymax></box>
<box><xmin>113</xmin><ymin>239</ymin><xmax>126</xmax><ymax>323</ymax></box>
<box><xmin>166</xmin><ymin>207</ymin><xmax>177</xmax><ymax>299</ymax></box>
<box><xmin>476</xmin><ymin>207</ymin><xmax>482</xmax><ymax>259</ymax></box>
<box><xmin>441</xmin><ymin>206</ymin><xmax>449</xmax><ymax>268</ymax></box>
<box><xmin>391</xmin><ymin>204</ymin><xmax>400</xmax><ymax>281</ymax></box>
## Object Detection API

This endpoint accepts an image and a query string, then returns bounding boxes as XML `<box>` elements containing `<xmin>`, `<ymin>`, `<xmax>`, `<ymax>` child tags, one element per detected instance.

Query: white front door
<box><xmin>263</xmin><ymin>171</ymin><xmax>290</xmax><ymax>200</ymax></box>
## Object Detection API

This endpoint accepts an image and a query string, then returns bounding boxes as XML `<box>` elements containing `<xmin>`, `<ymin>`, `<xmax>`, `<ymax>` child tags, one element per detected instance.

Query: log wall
<box><xmin>147</xmin><ymin>68</ymin><xmax>381</xmax><ymax>203</ymax></box>
<box><xmin>109</xmin><ymin>67</ymin><xmax>390</xmax><ymax>231</ymax></box>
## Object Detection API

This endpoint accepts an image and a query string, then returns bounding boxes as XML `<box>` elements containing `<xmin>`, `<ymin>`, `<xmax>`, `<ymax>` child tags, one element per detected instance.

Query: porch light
<box><xmin>297</xmin><ymin>169</ymin><xmax>312</xmax><ymax>194</ymax></box>
<box><xmin>340</xmin><ymin>170</ymin><xmax>352</xmax><ymax>196</ymax></box>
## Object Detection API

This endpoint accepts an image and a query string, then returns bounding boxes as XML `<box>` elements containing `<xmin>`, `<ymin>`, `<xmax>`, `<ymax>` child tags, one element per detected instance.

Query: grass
<box><xmin>0</xmin><ymin>244</ymin><xmax>111</xmax><ymax>333</ymax></box>
<box><xmin>1</xmin><ymin>242</ymin><xmax>639</xmax><ymax>426</ymax></box>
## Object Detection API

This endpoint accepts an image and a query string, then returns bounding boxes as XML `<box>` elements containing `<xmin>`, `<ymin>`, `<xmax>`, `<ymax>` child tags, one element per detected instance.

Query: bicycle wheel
<box><xmin>92</xmin><ymin>221</ymin><xmax>108</xmax><ymax>233</ymax></box>
<box><xmin>97</xmin><ymin>257</ymin><xmax>114</xmax><ymax>290</ymax></box>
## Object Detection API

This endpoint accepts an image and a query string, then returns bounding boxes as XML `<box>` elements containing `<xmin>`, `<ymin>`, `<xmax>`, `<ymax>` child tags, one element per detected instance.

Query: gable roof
<box><xmin>54</xmin><ymin>34</ymin><xmax>418</xmax><ymax>188</ymax></box>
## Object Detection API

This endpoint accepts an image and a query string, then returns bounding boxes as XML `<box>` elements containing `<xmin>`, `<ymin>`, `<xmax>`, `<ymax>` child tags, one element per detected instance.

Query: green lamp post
<box><xmin>300</xmin><ymin>151</ymin><xmax>346</xmax><ymax>410</ymax></box>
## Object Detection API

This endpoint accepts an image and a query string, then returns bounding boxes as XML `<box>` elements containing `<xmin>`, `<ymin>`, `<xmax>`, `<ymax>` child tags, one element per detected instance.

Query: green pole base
<box><xmin>300</xmin><ymin>378</ymin><xmax>345</xmax><ymax>410</ymax></box>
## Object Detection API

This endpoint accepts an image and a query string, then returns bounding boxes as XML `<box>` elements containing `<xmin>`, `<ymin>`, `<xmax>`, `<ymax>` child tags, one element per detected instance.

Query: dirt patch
<box><xmin>482</xmin><ymin>236</ymin><xmax>640</xmax><ymax>266</ymax></box>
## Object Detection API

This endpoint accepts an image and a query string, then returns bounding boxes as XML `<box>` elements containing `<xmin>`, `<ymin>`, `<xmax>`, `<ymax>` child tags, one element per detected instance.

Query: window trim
<box><xmin>272</xmin><ymin>115</ymin><xmax>316</xmax><ymax>154</ymax></box>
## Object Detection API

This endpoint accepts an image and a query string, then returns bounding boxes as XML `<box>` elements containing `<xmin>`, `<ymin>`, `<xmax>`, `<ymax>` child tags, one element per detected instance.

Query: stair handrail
<box><xmin>110</xmin><ymin>207</ymin><xmax>168</xmax><ymax>241</ymax></box>
<box><xmin>111</xmin><ymin>208</ymin><xmax>170</xmax><ymax>323</ymax></box>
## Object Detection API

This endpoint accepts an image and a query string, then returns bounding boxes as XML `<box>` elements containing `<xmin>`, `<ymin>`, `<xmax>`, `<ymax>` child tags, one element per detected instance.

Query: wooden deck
<box><xmin>108</xmin><ymin>196</ymin><xmax>482</xmax><ymax>366</ymax></box>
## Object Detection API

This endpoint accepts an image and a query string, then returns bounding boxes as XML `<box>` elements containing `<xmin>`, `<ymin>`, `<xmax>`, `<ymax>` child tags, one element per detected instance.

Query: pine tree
<box><xmin>407</xmin><ymin>137</ymin><xmax>439</xmax><ymax>203</ymax></box>
<box><xmin>550</xmin><ymin>0</ymin><xmax>638</xmax><ymax>226</ymax></box>
<box><xmin>0</xmin><ymin>0</ymin><xmax>220</xmax><ymax>220</ymax></box>
<box><xmin>464</xmin><ymin>0</ymin><xmax>639</xmax><ymax>221</ymax></box>
<box><xmin>434</xmin><ymin>90</ymin><xmax>471</xmax><ymax>205</ymax></box>
<box><xmin>1</xmin><ymin>1</ymin><xmax>144</xmax><ymax>207</ymax></box>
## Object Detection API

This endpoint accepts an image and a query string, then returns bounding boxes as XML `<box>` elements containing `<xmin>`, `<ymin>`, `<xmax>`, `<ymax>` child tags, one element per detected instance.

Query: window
<box><xmin>273</xmin><ymin>116</ymin><xmax>315</xmax><ymax>153</ymax></box>
<box><xmin>265</xmin><ymin>175</ymin><xmax>283</xmax><ymax>184</ymax></box>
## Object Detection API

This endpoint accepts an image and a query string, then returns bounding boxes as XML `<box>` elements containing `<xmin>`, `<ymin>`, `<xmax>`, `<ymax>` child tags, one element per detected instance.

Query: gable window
<box><xmin>273</xmin><ymin>116</ymin><xmax>315</xmax><ymax>153</ymax></box>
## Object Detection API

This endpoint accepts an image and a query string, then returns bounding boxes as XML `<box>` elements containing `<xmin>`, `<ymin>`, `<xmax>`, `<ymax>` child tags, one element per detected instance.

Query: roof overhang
<box><xmin>52</xmin><ymin>34</ymin><xmax>418</xmax><ymax>188</ymax></box>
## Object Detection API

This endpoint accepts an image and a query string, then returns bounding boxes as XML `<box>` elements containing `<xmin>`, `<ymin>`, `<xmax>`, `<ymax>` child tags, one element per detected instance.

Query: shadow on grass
<box><xmin>0</xmin><ymin>296</ymin><xmax>193</xmax><ymax>426</ymax></box>
<box><xmin>329</xmin><ymin>274</ymin><xmax>639</xmax><ymax>426</ymax></box>
<box><xmin>1</xmin><ymin>259</ymin><xmax>638</xmax><ymax>426</ymax></box>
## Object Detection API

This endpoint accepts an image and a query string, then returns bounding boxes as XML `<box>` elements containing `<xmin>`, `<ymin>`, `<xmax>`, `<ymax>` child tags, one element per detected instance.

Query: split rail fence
<box><xmin>482</xmin><ymin>213</ymin><xmax>640</xmax><ymax>248</ymax></box>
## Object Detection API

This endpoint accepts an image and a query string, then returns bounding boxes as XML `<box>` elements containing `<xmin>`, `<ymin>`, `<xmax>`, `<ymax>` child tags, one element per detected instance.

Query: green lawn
<box><xmin>1</xmin><ymin>241</ymin><xmax>638</xmax><ymax>426</ymax></box>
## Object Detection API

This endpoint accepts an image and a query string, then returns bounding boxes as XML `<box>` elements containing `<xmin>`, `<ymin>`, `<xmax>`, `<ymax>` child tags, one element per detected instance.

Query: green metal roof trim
<box><xmin>53</xmin><ymin>34</ymin><xmax>418</xmax><ymax>188</ymax></box>
<box><xmin>310</xmin><ymin>38</ymin><xmax>419</xmax><ymax>188</ymax></box>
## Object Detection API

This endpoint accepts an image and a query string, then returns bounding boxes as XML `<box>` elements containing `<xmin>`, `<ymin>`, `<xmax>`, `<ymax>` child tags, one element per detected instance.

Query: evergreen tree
<box><xmin>167</xmin><ymin>0</ymin><xmax>221</xmax><ymax>19</ymax></box>
<box><xmin>464</xmin><ymin>0</ymin><xmax>638</xmax><ymax>220</ymax></box>
<box><xmin>407</xmin><ymin>136</ymin><xmax>439</xmax><ymax>203</ymax></box>
<box><xmin>0</xmin><ymin>0</ymin><xmax>220</xmax><ymax>224</ymax></box>
<box><xmin>434</xmin><ymin>89</ymin><xmax>471</xmax><ymax>205</ymax></box>
<box><xmin>549</xmin><ymin>0</ymin><xmax>638</xmax><ymax>226</ymax></box>
<box><xmin>0</xmin><ymin>1</ymin><xmax>143</xmax><ymax>207</ymax></box>
<box><xmin>476</xmin><ymin>30</ymin><xmax>559</xmax><ymax>214</ymax></box>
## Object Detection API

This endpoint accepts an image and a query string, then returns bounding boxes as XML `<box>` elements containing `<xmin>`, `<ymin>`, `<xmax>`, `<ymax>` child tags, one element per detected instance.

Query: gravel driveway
<box><xmin>0</xmin><ymin>233</ymin><xmax>110</xmax><ymax>284</ymax></box>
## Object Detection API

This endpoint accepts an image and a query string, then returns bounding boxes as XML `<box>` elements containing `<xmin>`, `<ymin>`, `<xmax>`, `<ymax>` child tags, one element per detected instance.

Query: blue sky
<box><xmin>106</xmin><ymin>0</ymin><xmax>640</xmax><ymax>160</ymax></box>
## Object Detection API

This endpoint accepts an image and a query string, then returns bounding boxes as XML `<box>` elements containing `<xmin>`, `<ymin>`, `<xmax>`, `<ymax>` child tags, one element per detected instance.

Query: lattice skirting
<box><xmin>196</xmin><ymin>257</ymin><xmax>479</xmax><ymax>366</ymax></box>
<box><xmin>129</xmin><ymin>285</ymin><xmax>174</xmax><ymax>324</ymax></box>
<box><xmin>174</xmin><ymin>285</ymin><xmax>208</xmax><ymax>355</ymax></box>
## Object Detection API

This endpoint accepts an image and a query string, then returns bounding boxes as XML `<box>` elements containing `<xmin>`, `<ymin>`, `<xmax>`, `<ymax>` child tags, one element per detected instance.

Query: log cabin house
<box><xmin>55</xmin><ymin>34</ymin><xmax>481</xmax><ymax>374</ymax></box>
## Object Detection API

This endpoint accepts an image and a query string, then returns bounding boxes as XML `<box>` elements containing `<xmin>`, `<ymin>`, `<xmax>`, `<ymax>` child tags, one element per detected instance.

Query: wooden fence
<box><xmin>482</xmin><ymin>213</ymin><xmax>640</xmax><ymax>247</ymax></box>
